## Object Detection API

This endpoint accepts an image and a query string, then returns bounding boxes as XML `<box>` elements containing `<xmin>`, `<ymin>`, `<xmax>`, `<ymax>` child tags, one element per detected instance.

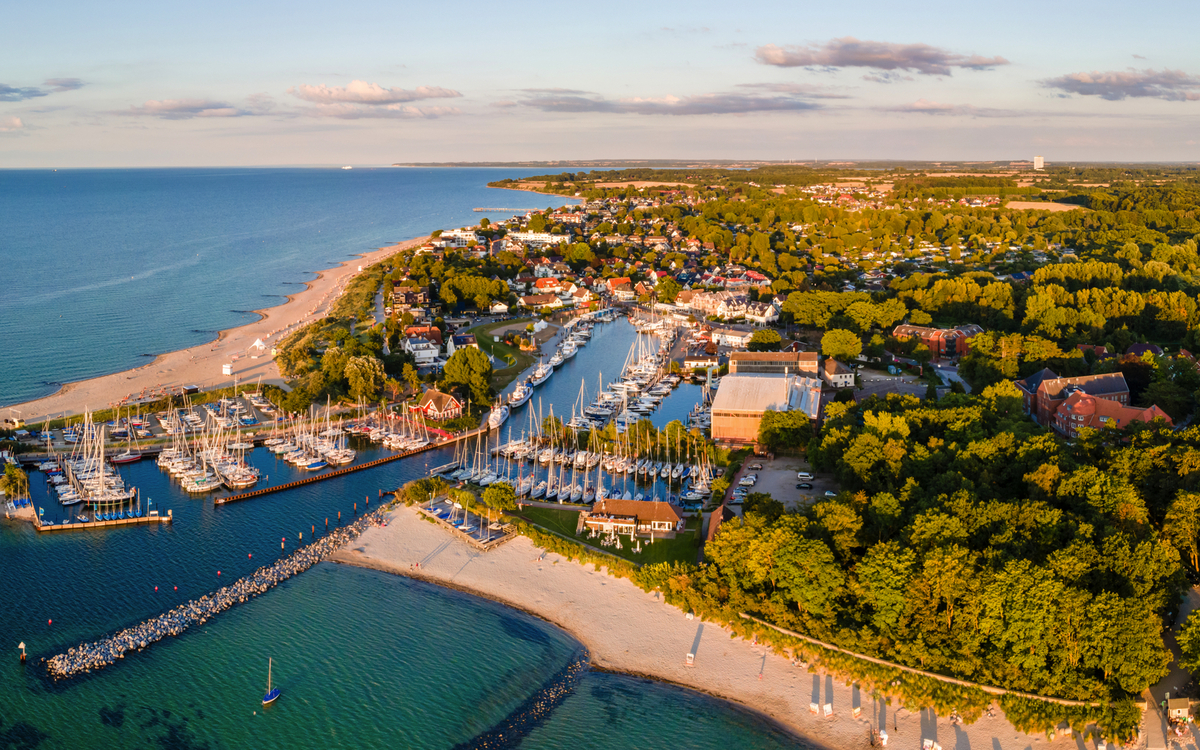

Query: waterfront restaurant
<box><xmin>582</xmin><ymin>498</ymin><xmax>683</xmax><ymax>538</ymax></box>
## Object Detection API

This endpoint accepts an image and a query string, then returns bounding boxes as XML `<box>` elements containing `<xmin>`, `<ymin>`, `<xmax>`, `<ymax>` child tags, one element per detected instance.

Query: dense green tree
<box><xmin>444</xmin><ymin>347</ymin><xmax>494</xmax><ymax>405</ymax></box>
<box><xmin>482</xmin><ymin>482</ymin><xmax>518</xmax><ymax>511</ymax></box>
<box><xmin>821</xmin><ymin>329</ymin><xmax>862</xmax><ymax>361</ymax></box>
<box><xmin>656</xmin><ymin>277</ymin><xmax>682</xmax><ymax>304</ymax></box>
<box><xmin>748</xmin><ymin>329</ymin><xmax>783</xmax><ymax>352</ymax></box>
<box><xmin>345</xmin><ymin>356</ymin><xmax>386</xmax><ymax>402</ymax></box>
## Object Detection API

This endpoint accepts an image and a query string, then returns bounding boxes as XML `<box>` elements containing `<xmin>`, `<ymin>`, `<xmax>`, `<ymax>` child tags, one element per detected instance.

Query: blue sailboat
<box><xmin>262</xmin><ymin>658</ymin><xmax>280</xmax><ymax>705</ymax></box>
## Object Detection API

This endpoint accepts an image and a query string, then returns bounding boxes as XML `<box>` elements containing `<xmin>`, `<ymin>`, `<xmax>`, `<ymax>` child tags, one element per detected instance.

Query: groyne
<box><xmin>45</xmin><ymin>505</ymin><xmax>390</xmax><ymax>679</ymax></box>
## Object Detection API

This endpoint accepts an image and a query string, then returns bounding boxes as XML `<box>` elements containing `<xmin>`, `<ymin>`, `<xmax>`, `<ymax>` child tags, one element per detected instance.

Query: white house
<box><xmin>711</xmin><ymin>329</ymin><xmax>753</xmax><ymax>348</ymax></box>
<box><xmin>745</xmin><ymin>302</ymin><xmax>779</xmax><ymax>326</ymax></box>
<box><xmin>822</xmin><ymin>359</ymin><xmax>855</xmax><ymax>389</ymax></box>
<box><xmin>489</xmin><ymin>301</ymin><xmax>510</xmax><ymax>315</ymax></box>
<box><xmin>403</xmin><ymin>337</ymin><xmax>440</xmax><ymax>366</ymax></box>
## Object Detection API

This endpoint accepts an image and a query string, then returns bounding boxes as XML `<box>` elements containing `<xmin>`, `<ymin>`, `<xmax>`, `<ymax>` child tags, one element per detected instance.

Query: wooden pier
<box><xmin>35</xmin><ymin>509</ymin><xmax>172</xmax><ymax>533</ymax></box>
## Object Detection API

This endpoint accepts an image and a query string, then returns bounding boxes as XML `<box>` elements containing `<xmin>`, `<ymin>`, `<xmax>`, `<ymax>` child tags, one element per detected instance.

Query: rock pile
<box><xmin>47</xmin><ymin>507</ymin><xmax>388</xmax><ymax>679</ymax></box>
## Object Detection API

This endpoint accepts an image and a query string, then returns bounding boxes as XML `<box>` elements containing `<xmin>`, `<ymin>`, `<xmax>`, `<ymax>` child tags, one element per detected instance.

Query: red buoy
<box><xmin>155</xmin><ymin>586</ymin><xmax>158</xmax><ymax>591</ymax></box>
<box><xmin>174</xmin><ymin>586</ymin><xmax>177</xmax><ymax>591</ymax></box>
<box><xmin>217</xmin><ymin>571</ymin><xmax>221</xmax><ymax>576</ymax></box>
<box><xmin>48</xmin><ymin>620</ymin><xmax>52</xmax><ymax>625</ymax></box>
<box><xmin>248</xmin><ymin>553</ymin><xmax>252</xmax><ymax>558</ymax></box>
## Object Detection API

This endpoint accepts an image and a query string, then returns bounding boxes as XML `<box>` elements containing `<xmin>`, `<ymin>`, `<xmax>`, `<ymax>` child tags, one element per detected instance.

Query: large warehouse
<box><xmin>710</xmin><ymin>374</ymin><xmax>822</xmax><ymax>444</ymax></box>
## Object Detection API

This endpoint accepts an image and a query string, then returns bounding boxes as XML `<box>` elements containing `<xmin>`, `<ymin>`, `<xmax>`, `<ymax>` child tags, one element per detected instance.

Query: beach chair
<box><xmin>810</xmin><ymin>703</ymin><xmax>819</xmax><ymax>715</ymax></box>
<box><xmin>823</xmin><ymin>703</ymin><xmax>833</xmax><ymax>717</ymax></box>
<box><xmin>685</xmin><ymin>653</ymin><xmax>694</xmax><ymax>666</ymax></box>
<box><xmin>922</xmin><ymin>740</ymin><xmax>934</xmax><ymax>750</ymax></box>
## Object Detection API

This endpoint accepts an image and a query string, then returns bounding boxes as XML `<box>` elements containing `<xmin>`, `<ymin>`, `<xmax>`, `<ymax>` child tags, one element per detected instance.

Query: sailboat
<box><xmin>263</xmin><ymin>657</ymin><xmax>280</xmax><ymax>705</ymax></box>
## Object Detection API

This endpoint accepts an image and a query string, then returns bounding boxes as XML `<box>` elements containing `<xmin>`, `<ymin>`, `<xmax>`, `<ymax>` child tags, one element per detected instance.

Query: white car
<box><xmin>739</xmin><ymin>476</ymin><xmax>757</xmax><ymax>487</ymax></box>
<box><xmin>797</xmin><ymin>472</ymin><xmax>813</xmax><ymax>480</ymax></box>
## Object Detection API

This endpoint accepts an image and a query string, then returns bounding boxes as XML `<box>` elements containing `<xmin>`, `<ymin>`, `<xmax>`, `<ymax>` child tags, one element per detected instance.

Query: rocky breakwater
<box><xmin>46</xmin><ymin>507</ymin><xmax>389</xmax><ymax>679</ymax></box>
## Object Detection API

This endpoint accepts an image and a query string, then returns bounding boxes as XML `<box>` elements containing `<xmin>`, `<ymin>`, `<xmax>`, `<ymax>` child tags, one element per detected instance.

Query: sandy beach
<box><xmin>8</xmin><ymin>236</ymin><xmax>429</xmax><ymax>423</ymax></box>
<box><xmin>333</xmin><ymin>505</ymin><xmax>1108</xmax><ymax>750</ymax></box>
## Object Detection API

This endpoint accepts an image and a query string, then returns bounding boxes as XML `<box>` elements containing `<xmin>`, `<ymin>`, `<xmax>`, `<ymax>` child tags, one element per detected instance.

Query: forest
<box><xmin>651</xmin><ymin>384</ymin><xmax>1200</xmax><ymax>711</ymax></box>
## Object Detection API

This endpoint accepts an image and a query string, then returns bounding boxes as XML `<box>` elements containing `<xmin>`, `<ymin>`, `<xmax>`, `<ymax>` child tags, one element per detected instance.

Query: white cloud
<box><xmin>116</xmin><ymin>98</ymin><xmax>262</xmax><ymax>119</ymax></box>
<box><xmin>756</xmin><ymin>37</ymin><xmax>1008</xmax><ymax>77</ymax></box>
<box><xmin>288</xmin><ymin>80</ymin><xmax>460</xmax><ymax>105</ymax></box>
<box><xmin>301</xmin><ymin>103</ymin><xmax>460</xmax><ymax>119</ymax></box>
<box><xmin>1042</xmin><ymin>68</ymin><xmax>1200</xmax><ymax>101</ymax></box>
<box><xmin>0</xmin><ymin>116</ymin><xmax>24</xmax><ymax>132</ymax></box>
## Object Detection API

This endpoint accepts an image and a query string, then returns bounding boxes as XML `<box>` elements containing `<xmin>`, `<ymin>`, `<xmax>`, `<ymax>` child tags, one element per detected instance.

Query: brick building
<box><xmin>892</xmin><ymin>323</ymin><xmax>984</xmax><ymax>358</ymax></box>
<box><xmin>1014</xmin><ymin>370</ymin><xmax>1131</xmax><ymax>427</ymax></box>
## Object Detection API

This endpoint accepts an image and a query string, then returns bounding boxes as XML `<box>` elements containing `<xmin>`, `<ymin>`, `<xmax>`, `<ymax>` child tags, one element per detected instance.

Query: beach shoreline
<box><xmin>329</xmin><ymin>546</ymin><xmax>822</xmax><ymax>749</ymax></box>
<box><xmin>332</xmin><ymin>505</ymin><xmax>1085</xmax><ymax>750</ymax></box>
<box><xmin>5</xmin><ymin>236</ymin><xmax>429</xmax><ymax>422</ymax></box>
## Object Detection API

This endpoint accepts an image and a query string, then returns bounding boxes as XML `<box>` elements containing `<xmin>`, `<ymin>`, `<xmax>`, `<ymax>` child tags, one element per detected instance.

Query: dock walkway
<box><xmin>35</xmin><ymin>510</ymin><xmax>172</xmax><ymax>533</ymax></box>
<box><xmin>214</xmin><ymin>426</ymin><xmax>489</xmax><ymax>505</ymax></box>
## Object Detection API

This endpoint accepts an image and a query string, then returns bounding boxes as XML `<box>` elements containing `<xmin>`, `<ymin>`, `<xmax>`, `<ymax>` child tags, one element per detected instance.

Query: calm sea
<box><xmin>0</xmin><ymin>167</ymin><xmax>573</xmax><ymax>407</ymax></box>
<box><xmin>0</xmin><ymin>171</ymin><xmax>804</xmax><ymax>749</ymax></box>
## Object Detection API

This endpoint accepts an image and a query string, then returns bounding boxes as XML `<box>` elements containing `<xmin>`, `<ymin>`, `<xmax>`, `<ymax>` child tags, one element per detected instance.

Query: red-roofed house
<box><xmin>1052</xmin><ymin>391</ymin><xmax>1171</xmax><ymax>437</ymax></box>
<box><xmin>416</xmin><ymin>389</ymin><xmax>463</xmax><ymax>421</ymax></box>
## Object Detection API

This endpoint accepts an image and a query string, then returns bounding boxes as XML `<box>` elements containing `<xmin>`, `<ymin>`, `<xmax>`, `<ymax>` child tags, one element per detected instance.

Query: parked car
<box><xmin>824</xmin><ymin>490</ymin><xmax>837</xmax><ymax>497</ymax></box>
<box><xmin>748</xmin><ymin>463</ymin><xmax>763</xmax><ymax>470</ymax></box>
<box><xmin>739</xmin><ymin>476</ymin><xmax>757</xmax><ymax>487</ymax></box>
<box><xmin>797</xmin><ymin>472</ymin><xmax>814</xmax><ymax>480</ymax></box>
<box><xmin>796</xmin><ymin>483</ymin><xmax>813</xmax><ymax>490</ymax></box>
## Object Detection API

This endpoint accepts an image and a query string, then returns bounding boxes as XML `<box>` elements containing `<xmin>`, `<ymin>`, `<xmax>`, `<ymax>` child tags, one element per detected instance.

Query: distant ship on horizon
<box><xmin>341</xmin><ymin>165</ymin><xmax>353</xmax><ymax>170</ymax></box>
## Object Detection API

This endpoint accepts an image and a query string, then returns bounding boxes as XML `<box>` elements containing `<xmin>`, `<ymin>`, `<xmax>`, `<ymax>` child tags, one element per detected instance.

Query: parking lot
<box><xmin>732</xmin><ymin>455</ymin><xmax>839</xmax><ymax>510</ymax></box>
<box><xmin>854</xmin><ymin>368</ymin><xmax>931</xmax><ymax>401</ymax></box>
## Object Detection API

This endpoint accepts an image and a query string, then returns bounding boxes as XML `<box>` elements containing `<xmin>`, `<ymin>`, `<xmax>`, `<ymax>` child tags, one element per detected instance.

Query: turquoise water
<box><xmin>0</xmin><ymin>167</ymin><xmax>575</xmax><ymax>406</ymax></box>
<box><xmin>1</xmin><ymin>565</ymin><xmax>801</xmax><ymax>749</ymax></box>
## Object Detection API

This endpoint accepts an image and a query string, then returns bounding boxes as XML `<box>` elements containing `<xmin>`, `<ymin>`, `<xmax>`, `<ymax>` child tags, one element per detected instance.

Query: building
<box><xmin>437</xmin><ymin>228</ymin><xmax>483</xmax><ymax>248</ymax></box>
<box><xmin>684</xmin><ymin>355</ymin><xmax>720</xmax><ymax>371</ymax></box>
<box><xmin>729</xmin><ymin>351</ymin><xmax>808</xmax><ymax>375</ymax></box>
<box><xmin>1052</xmin><ymin>391</ymin><xmax>1171</xmax><ymax>437</ymax></box>
<box><xmin>446</xmin><ymin>332</ymin><xmax>478</xmax><ymax>357</ymax></box>
<box><xmin>711</xmin><ymin>328</ymin><xmax>753</xmax><ymax>348</ymax></box>
<box><xmin>489</xmin><ymin>301</ymin><xmax>510</xmax><ymax>315</ymax></box>
<box><xmin>1034</xmin><ymin>155</ymin><xmax>1045</xmax><ymax>171</ymax></box>
<box><xmin>822</xmin><ymin>359</ymin><xmax>854</xmax><ymax>389</ymax></box>
<box><xmin>744</xmin><ymin>302</ymin><xmax>779</xmax><ymax>326</ymax></box>
<box><xmin>415</xmin><ymin>389</ymin><xmax>463</xmax><ymax>421</ymax></box>
<box><xmin>1014</xmin><ymin>369</ymin><xmax>1131</xmax><ymax>426</ymax></box>
<box><xmin>507</xmin><ymin>231</ymin><xmax>563</xmax><ymax>247</ymax></box>
<box><xmin>404</xmin><ymin>325</ymin><xmax>443</xmax><ymax>347</ymax></box>
<box><xmin>520</xmin><ymin>293</ymin><xmax>563</xmax><ymax>311</ymax></box>
<box><xmin>710</xmin><ymin>374</ymin><xmax>822</xmax><ymax>444</ymax></box>
<box><xmin>403</xmin><ymin>337</ymin><xmax>440</xmax><ymax>366</ymax></box>
<box><xmin>892</xmin><ymin>324</ymin><xmax>984</xmax><ymax>358</ymax></box>
<box><xmin>1168</xmin><ymin>698</ymin><xmax>1190</xmax><ymax>721</ymax></box>
<box><xmin>582</xmin><ymin>498</ymin><xmax>683</xmax><ymax>537</ymax></box>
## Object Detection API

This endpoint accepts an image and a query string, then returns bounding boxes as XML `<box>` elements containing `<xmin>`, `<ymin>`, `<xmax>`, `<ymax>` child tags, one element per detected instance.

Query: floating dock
<box><xmin>35</xmin><ymin>510</ymin><xmax>172</xmax><ymax>533</ymax></box>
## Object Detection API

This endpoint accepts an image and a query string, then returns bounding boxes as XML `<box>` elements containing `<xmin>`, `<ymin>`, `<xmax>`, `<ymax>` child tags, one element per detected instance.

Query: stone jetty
<box><xmin>46</xmin><ymin>506</ymin><xmax>389</xmax><ymax>679</ymax></box>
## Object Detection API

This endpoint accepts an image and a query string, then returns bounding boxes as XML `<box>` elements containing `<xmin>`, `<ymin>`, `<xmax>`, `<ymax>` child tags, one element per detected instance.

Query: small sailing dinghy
<box><xmin>262</xmin><ymin>657</ymin><xmax>280</xmax><ymax>705</ymax></box>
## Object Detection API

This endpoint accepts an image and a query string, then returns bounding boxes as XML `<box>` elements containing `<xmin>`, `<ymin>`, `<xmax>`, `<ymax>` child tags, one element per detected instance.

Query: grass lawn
<box><xmin>518</xmin><ymin>506</ymin><xmax>583</xmax><ymax>537</ymax></box>
<box><xmin>468</xmin><ymin>318</ymin><xmax>537</xmax><ymax>391</ymax></box>
<box><xmin>517</xmin><ymin>506</ymin><xmax>701</xmax><ymax>566</ymax></box>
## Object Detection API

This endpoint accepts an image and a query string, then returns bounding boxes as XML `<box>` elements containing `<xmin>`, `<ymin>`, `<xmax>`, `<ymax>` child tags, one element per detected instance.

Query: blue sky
<box><xmin>3</xmin><ymin>0</ymin><xmax>1199</xmax><ymax>166</ymax></box>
